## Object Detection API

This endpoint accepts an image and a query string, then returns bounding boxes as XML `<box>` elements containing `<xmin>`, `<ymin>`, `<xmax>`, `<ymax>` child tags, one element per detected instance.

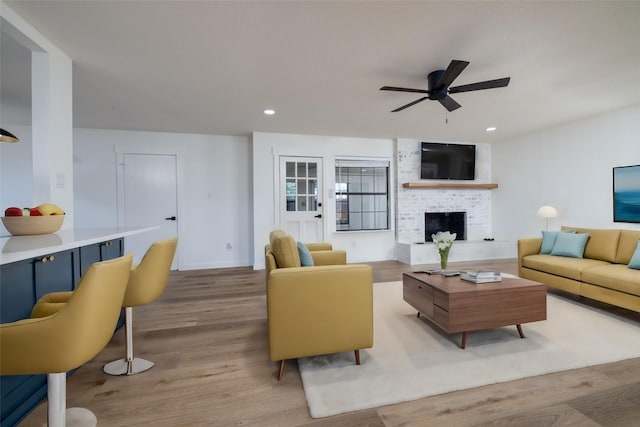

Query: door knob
<box><xmin>165</xmin><ymin>216</ymin><xmax>177</xmax><ymax>221</ymax></box>
<box><xmin>314</xmin><ymin>214</ymin><xmax>322</xmax><ymax>219</ymax></box>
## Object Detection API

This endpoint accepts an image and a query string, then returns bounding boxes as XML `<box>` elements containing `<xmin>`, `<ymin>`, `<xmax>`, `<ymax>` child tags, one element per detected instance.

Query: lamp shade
<box><xmin>537</xmin><ymin>205</ymin><xmax>558</xmax><ymax>218</ymax></box>
<box><xmin>0</xmin><ymin>128</ymin><xmax>20</xmax><ymax>143</ymax></box>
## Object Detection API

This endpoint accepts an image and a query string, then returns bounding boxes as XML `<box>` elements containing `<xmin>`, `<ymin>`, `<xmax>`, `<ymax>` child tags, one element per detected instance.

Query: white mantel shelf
<box><xmin>402</xmin><ymin>182</ymin><xmax>498</xmax><ymax>189</ymax></box>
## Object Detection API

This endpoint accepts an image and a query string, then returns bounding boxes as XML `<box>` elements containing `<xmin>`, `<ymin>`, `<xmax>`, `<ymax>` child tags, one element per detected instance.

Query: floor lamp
<box><xmin>537</xmin><ymin>205</ymin><xmax>558</xmax><ymax>231</ymax></box>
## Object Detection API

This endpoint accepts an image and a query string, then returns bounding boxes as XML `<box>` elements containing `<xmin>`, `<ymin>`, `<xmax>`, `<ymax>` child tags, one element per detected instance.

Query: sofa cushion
<box><xmin>582</xmin><ymin>264</ymin><xmax>640</xmax><ymax>296</ymax></box>
<box><xmin>297</xmin><ymin>241</ymin><xmax>315</xmax><ymax>267</ymax></box>
<box><xmin>628</xmin><ymin>241</ymin><xmax>640</xmax><ymax>270</ymax></box>
<box><xmin>522</xmin><ymin>254</ymin><xmax>610</xmax><ymax>281</ymax></box>
<box><xmin>616</xmin><ymin>230</ymin><xmax>640</xmax><ymax>264</ymax></box>
<box><xmin>561</xmin><ymin>226</ymin><xmax>620</xmax><ymax>263</ymax></box>
<box><xmin>540</xmin><ymin>230</ymin><xmax>575</xmax><ymax>254</ymax></box>
<box><xmin>551</xmin><ymin>232</ymin><xmax>589</xmax><ymax>258</ymax></box>
<box><xmin>269</xmin><ymin>230</ymin><xmax>301</xmax><ymax>268</ymax></box>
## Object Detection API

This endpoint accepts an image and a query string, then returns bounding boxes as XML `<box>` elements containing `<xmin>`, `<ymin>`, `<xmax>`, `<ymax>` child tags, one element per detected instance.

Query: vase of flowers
<box><xmin>432</xmin><ymin>231</ymin><xmax>457</xmax><ymax>270</ymax></box>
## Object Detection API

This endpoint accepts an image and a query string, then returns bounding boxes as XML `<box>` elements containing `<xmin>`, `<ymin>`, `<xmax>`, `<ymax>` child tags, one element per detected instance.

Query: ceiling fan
<box><xmin>380</xmin><ymin>60</ymin><xmax>510</xmax><ymax>113</ymax></box>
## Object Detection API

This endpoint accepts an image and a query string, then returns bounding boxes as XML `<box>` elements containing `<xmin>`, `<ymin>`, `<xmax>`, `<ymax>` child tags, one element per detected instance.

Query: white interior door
<box><xmin>279</xmin><ymin>156</ymin><xmax>323</xmax><ymax>242</ymax></box>
<box><xmin>117</xmin><ymin>153</ymin><xmax>178</xmax><ymax>269</ymax></box>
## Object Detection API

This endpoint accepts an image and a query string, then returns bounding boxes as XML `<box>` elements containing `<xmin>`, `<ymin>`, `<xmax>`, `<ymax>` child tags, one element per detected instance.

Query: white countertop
<box><xmin>0</xmin><ymin>227</ymin><xmax>157</xmax><ymax>265</ymax></box>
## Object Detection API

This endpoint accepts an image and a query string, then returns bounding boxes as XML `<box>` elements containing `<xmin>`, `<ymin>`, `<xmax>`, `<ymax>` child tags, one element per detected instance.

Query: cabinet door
<box><xmin>34</xmin><ymin>249</ymin><xmax>80</xmax><ymax>300</ymax></box>
<box><xmin>100</xmin><ymin>238</ymin><xmax>124</xmax><ymax>260</ymax></box>
<box><xmin>0</xmin><ymin>260</ymin><xmax>36</xmax><ymax>323</ymax></box>
<box><xmin>79</xmin><ymin>243</ymin><xmax>101</xmax><ymax>276</ymax></box>
<box><xmin>79</xmin><ymin>238</ymin><xmax>124</xmax><ymax>276</ymax></box>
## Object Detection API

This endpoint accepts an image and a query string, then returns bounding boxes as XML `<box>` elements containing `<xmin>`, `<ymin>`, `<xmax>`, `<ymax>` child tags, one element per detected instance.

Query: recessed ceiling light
<box><xmin>485</xmin><ymin>127</ymin><xmax>497</xmax><ymax>132</ymax></box>
<box><xmin>264</xmin><ymin>109</ymin><xmax>275</xmax><ymax>115</ymax></box>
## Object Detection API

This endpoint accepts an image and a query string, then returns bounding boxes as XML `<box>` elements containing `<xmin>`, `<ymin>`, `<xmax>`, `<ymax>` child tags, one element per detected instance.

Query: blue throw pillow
<box><xmin>551</xmin><ymin>232</ymin><xmax>590</xmax><ymax>258</ymax></box>
<box><xmin>628</xmin><ymin>241</ymin><xmax>640</xmax><ymax>270</ymax></box>
<box><xmin>540</xmin><ymin>230</ymin><xmax>576</xmax><ymax>254</ymax></box>
<box><xmin>297</xmin><ymin>241</ymin><xmax>314</xmax><ymax>267</ymax></box>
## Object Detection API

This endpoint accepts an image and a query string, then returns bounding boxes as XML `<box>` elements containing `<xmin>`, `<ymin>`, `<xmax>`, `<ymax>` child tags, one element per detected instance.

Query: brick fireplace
<box><xmin>396</xmin><ymin>139</ymin><xmax>492</xmax><ymax>243</ymax></box>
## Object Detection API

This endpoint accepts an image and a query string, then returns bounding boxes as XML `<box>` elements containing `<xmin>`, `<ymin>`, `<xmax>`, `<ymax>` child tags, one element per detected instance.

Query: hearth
<box><xmin>425</xmin><ymin>212</ymin><xmax>466</xmax><ymax>241</ymax></box>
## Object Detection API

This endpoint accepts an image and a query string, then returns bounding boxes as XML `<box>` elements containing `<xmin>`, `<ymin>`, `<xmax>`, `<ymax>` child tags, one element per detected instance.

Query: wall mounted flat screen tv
<box><xmin>420</xmin><ymin>142</ymin><xmax>476</xmax><ymax>180</ymax></box>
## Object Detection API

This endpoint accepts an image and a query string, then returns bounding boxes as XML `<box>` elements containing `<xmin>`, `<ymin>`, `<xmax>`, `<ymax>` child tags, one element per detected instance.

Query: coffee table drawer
<box><xmin>403</xmin><ymin>276</ymin><xmax>434</xmax><ymax>318</ymax></box>
<box><xmin>434</xmin><ymin>289</ymin><xmax>449</xmax><ymax>311</ymax></box>
<box><xmin>433</xmin><ymin>305</ymin><xmax>450</xmax><ymax>329</ymax></box>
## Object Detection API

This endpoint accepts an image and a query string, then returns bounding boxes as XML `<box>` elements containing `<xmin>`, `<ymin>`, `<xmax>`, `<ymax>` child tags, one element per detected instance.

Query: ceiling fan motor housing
<box><xmin>427</xmin><ymin>70</ymin><xmax>447</xmax><ymax>100</ymax></box>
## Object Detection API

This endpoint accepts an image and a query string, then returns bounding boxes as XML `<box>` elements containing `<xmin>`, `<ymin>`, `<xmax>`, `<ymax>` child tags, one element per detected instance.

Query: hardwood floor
<box><xmin>19</xmin><ymin>259</ymin><xmax>640</xmax><ymax>426</ymax></box>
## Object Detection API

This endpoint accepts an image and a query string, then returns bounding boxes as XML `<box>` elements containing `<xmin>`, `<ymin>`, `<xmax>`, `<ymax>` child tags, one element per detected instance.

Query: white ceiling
<box><xmin>2</xmin><ymin>1</ymin><xmax>640</xmax><ymax>143</ymax></box>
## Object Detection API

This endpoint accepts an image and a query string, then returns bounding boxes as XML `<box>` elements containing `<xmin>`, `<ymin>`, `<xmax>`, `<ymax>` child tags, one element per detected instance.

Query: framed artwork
<box><xmin>613</xmin><ymin>165</ymin><xmax>640</xmax><ymax>223</ymax></box>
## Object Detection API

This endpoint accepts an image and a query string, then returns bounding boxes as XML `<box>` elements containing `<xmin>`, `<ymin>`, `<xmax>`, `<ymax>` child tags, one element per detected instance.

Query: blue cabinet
<box><xmin>0</xmin><ymin>238</ymin><xmax>123</xmax><ymax>427</ymax></box>
<box><xmin>79</xmin><ymin>238</ymin><xmax>124</xmax><ymax>275</ymax></box>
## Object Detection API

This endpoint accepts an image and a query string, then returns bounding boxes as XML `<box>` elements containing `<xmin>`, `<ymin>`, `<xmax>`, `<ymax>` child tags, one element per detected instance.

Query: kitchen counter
<box><xmin>0</xmin><ymin>226</ymin><xmax>157</xmax><ymax>265</ymax></box>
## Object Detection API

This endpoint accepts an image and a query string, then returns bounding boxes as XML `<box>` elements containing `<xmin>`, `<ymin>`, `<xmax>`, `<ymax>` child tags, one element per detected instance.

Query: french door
<box><xmin>278</xmin><ymin>156</ymin><xmax>323</xmax><ymax>243</ymax></box>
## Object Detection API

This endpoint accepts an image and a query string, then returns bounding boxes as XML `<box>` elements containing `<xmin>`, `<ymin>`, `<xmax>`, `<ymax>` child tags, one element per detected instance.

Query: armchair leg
<box><xmin>354</xmin><ymin>350</ymin><xmax>361</xmax><ymax>365</ymax></box>
<box><xmin>278</xmin><ymin>360</ymin><xmax>286</xmax><ymax>381</ymax></box>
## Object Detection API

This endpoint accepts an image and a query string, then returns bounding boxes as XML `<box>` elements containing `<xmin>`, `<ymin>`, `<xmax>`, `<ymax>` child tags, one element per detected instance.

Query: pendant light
<box><xmin>0</xmin><ymin>128</ymin><xmax>20</xmax><ymax>143</ymax></box>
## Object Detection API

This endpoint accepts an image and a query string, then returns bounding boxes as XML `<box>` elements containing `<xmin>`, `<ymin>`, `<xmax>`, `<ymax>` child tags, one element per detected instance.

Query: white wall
<box><xmin>0</xmin><ymin>124</ymin><xmax>33</xmax><ymax>209</ymax></box>
<box><xmin>492</xmin><ymin>103</ymin><xmax>640</xmax><ymax>243</ymax></box>
<box><xmin>252</xmin><ymin>132</ymin><xmax>396</xmax><ymax>269</ymax></box>
<box><xmin>1</xmin><ymin>2</ymin><xmax>74</xmax><ymax>228</ymax></box>
<box><xmin>73</xmin><ymin>128</ymin><xmax>252</xmax><ymax>270</ymax></box>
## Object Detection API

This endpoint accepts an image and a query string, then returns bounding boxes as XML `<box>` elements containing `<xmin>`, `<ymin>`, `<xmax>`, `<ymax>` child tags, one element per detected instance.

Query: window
<box><xmin>285</xmin><ymin>160</ymin><xmax>318</xmax><ymax>212</ymax></box>
<box><xmin>335</xmin><ymin>159</ymin><xmax>390</xmax><ymax>231</ymax></box>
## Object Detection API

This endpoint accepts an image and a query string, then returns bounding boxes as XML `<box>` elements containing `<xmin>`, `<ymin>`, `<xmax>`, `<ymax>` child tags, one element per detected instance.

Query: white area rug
<box><xmin>298</xmin><ymin>281</ymin><xmax>640</xmax><ymax>418</ymax></box>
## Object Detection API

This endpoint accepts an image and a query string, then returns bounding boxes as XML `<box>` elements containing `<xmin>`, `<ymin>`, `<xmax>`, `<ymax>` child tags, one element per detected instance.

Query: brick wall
<box><xmin>395</xmin><ymin>139</ymin><xmax>493</xmax><ymax>243</ymax></box>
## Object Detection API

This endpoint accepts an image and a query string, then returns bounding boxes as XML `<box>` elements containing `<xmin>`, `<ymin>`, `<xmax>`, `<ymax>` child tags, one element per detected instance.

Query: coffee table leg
<box><xmin>516</xmin><ymin>324</ymin><xmax>525</xmax><ymax>338</ymax></box>
<box><xmin>460</xmin><ymin>332</ymin><xmax>468</xmax><ymax>349</ymax></box>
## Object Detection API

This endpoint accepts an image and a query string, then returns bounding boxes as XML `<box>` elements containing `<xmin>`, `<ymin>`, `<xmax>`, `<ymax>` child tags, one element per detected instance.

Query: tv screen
<box><xmin>420</xmin><ymin>142</ymin><xmax>476</xmax><ymax>180</ymax></box>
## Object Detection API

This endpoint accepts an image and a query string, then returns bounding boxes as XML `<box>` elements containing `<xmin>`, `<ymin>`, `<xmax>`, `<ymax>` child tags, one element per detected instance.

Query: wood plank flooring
<box><xmin>19</xmin><ymin>259</ymin><xmax>640</xmax><ymax>426</ymax></box>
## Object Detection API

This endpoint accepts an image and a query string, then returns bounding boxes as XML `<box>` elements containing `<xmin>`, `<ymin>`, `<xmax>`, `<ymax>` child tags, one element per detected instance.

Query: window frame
<box><xmin>335</xmin><ymin>159</ymin><xmax>391</xmax><ymax>232</ymax></box>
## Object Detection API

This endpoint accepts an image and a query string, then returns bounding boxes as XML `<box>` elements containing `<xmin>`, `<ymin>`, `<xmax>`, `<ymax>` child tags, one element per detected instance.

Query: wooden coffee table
<box><xmin>403</xmin><ymin>272</ymin><xmax>547</xmax><ymax>349</ymax></box>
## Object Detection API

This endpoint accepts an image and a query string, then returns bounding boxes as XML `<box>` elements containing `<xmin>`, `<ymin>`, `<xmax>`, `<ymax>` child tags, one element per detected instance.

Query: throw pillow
<box><xmin>540</xmin><ymin>229</ymin><xmax>576</xmax><ymax>254</ymax></box>
<box><xmin>551</xmin><ymin>232</ymin><xmax>590</xmax><ymax>258</ymax></box>
<box><xmin>628</xmin><ymin>240</ymin><xmax>640</xmax><ymax>270</ymax></box>
<box><xmin>297</xmin><ymin>241</ymin><xmax>315</xmax><ymax>267</ymax></box>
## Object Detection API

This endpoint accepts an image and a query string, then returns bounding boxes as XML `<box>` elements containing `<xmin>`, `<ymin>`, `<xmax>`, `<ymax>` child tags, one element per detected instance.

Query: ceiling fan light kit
<box><xmin>380</xmin><ymin>60</ymin><xmax>510</xmax><ymax>113</ymax></box>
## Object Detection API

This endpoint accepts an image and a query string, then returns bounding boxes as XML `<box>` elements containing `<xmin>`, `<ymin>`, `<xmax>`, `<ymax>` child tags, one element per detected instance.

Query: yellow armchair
<box><xmin>265</xmin><ymin>230</ymin><xmax>373</xmax><ymax>380</ymax></box>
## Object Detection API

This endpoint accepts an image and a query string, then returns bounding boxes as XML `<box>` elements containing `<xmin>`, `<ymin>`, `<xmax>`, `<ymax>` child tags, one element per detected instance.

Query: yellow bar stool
<box><xmin>103</xmin><ymin>237</ymin><xmax>178</xmax><ymax>375</ymax></box>
<box><xmin>0</xmin><ymin>254</ymin><xmax>133</xmax><ymax>427</ymax></box>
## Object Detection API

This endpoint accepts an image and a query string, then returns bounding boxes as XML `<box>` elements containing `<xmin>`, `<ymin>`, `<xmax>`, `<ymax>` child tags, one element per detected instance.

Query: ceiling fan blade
<box><xmin>391</xmin><ymin>97</ymin><xmax>428</xmax><ymax>112</ymax></box>
<box><xmin>438</xmin><ymin>95</ymin><xmax>461</xmax><ymax>112</ymax></box>
<box><xmin>380</xmin><ymin>86</ymin><xmax>429</xmax><ymax>94</ymax></box>
<box><xmin>449</xmin><ymin>77</ymin><xmax>511</xmax><ymax>93</ymax></box>
<box><xmin>434</xmin><ymin>60</ymin><xmax>469</xmax><ymax>90</ymax></box>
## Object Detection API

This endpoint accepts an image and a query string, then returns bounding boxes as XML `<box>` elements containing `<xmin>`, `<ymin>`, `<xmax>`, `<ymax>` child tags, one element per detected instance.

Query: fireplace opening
<box><xmin>425</xmin><ymin>212</ymin><xmax>466</xmax><ymax>242</ymax></box>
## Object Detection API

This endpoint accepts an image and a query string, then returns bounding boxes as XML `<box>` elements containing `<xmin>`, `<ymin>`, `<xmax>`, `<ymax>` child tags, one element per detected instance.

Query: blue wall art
<box><xmin>613</xmin><ymin>165</ymin><xmax>640</xmax><ymax>223</ymax></box>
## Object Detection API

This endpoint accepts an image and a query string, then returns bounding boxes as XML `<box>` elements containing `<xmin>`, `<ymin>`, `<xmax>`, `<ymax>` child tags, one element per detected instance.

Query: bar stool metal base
<box><xmin>103</xmin><ymin>357</ymin><xmax>154</xmax><ymax>376</ymax></box>
<box><xmin>47</xmin><ymin>373</ymin><xmax>97</xmax><ymax>427</ymax></box>
<box><xmin>65</xmin><ymin>407</ymin><xmax>98</xmax><ymax>427</ymax></box>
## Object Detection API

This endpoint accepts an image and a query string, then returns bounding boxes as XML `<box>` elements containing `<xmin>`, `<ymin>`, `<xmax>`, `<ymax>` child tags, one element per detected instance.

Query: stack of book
<box><xmin>460</xmin><ymin>270</ymin><xmax>502</xmax><ymax>283</ymax></box>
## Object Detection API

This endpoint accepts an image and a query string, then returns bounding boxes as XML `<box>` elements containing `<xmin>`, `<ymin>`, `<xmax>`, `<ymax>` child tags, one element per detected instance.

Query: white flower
<box><xmin>432</xmin><ymin>231</ymin><xmax>457</xmax><ymax>248</ymax></box>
